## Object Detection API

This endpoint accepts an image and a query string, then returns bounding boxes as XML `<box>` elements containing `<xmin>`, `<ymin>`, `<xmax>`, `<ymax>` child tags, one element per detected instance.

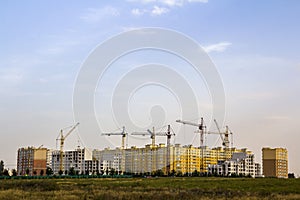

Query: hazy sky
<box><xmin>1</xmin><ymin>0</ymin><xmax>299</xmax><ymax>175</ymax></box>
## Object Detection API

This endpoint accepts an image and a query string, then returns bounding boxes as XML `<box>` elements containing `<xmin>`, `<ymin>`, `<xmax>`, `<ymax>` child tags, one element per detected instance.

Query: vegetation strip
<box><xmin>0</xmin><ymin>177</ymin><xmax>299</xmax><ymax>199</ymax></box>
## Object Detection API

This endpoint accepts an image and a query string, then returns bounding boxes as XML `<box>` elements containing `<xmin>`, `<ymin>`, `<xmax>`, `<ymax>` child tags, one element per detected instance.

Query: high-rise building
<box><xmin>208</xmin><ymin>151</ymin><xmax>262</xmax><ymax>177</ymax></box>
<box><xmin>48</xmin><ymin>144</ymin><xmax>261</xmax><ymax>176</ymax></box>
<box><xmin>17</xmin><ymin>146</ymin><xmax>48</xmax><ymax>176</ymax></box>
<box><xmin>52</xmin><ymin>148</ymin><xmax>93</xmax><ymax>175</ymax></box>
<box><xmin>93</xmin><ymin>143</ymin><xmax>259</xmax><ymax>176</ymax></box>
<box><xmin>262</xmin><ymin>147</ymin><xmax>288</xmax><ymax>178</ymax></box>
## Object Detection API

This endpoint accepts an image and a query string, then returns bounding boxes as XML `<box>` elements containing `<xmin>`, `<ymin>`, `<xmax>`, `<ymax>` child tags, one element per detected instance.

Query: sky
<box><xmin>0</xmin><ymin>0</ymin><xmax>300</xmax><ymax>175</ymax></box>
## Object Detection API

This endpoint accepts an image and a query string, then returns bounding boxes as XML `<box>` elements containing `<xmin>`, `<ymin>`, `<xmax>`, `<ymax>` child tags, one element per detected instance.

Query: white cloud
<box><xmin>80</xmin><ymin>6</ymin><xmax>120</xmax><ymax>23</ymax></box>
<box><xmin>187</xmin><ymin>0</ymin><xmax>208</xmax><ymax>3</ymax></box>
<box><xmin>151</xmin><ymin>6</ymin><xmax>169</xmax><ymax>15</ymax></box>
<box><xmin>131</xmin><ymin>8</ymin><xmax>146</xmax><ymax>16</ymax></box>
<box><xmin>129</xmin><ymin>0</ymin><xmax>206</xmax><ymax>16</ymax></box>
<box><xmin>203</xmin><ymin>42</ymin><xmax>232</xmax><ymax>53</ymax></box>
<box><xmin>128</xmin><ymin>0</ymin><xmax>208</xmax><ymax>7</ymax></box>
<box><xmin>130</xmin><ymin>6</ymin><xmax>169</xmax><ymax>16</ymax></box>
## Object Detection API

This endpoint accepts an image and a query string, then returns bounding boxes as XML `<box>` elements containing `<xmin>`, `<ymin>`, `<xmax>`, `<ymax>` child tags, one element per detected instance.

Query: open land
<box><xmin>0</xmin><ymin>177</ymin><xmax>300</xmax><ymax>200</ymax></box>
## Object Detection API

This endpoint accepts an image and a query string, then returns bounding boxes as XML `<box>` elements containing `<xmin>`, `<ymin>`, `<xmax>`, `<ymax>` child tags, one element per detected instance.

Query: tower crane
<box><xmin>207</xmin><ymin>119</ymin><xmax>232</xmax><ymax>149</ymax></box>
<box><xmin>132</xmin><ymin>127</ymin><xmax>157</xmax><ymax>172</ymax></box>
<box><xmin>131</xmin><ymin>125</ymin><xmax>175</xmax><ymax>174</ymax></box>
<box><xmin>176</xmin><ymin>118</ymin><xmax>206</xmax><ymax>147</ymax></box>
<box><xmin>207</xmin><ymin>119</ymin><xmax>233</xmax><ymax>160</ymax></box>
<box><xmin>131</xmin><ymin>126</ymin><xmax>157</xmax><ymax>147</ymax></box>
<box><xmin>156</xmin><ymin>125</ymin><xmax>175</xmax><ymax>175</ymax></box>
<box><xmin>176</xmin><ymin>118</ymin><xmax>206</xmax><ymax>173</ymax></box>
<box><xmin>102</xmin><ymin>126</ymin><xmax>128</xmax><ymax>150</ymax></box>
<box><xmin>57</xmin><ymin>122</ymin><xmax>80</xmax><ymax>172</ymax></box>
<box><xmin>102</xmin><ymin>126</ymin><xmax>128</xmax><ymax>174</ymax></box>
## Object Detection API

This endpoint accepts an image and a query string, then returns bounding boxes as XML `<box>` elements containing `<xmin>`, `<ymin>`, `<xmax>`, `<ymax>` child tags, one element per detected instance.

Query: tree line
<box><xmin>0</xmin><ymin>160</ymin><xmax>17</xmax><ymax>176</ymax></box>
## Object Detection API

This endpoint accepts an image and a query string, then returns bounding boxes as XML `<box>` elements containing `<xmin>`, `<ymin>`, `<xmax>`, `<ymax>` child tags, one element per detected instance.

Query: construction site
<box><xmin>16</xmin><ymin>117</ymin><xmax>264</xmax><ymax>178</ymax></box>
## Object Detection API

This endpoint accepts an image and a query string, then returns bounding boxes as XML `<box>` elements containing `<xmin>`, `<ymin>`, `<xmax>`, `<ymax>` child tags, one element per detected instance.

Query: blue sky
<box><xmin>1</xmin><ymin>0</ymin><xmax>300</xmax><ymax>175</ymax></box>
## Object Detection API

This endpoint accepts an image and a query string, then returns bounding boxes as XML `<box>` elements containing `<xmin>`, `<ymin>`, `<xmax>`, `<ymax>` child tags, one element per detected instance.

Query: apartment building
<box><xmin>93</xmin><ymin>143</ymin><xmax>259</xmax><ymax>176</ymax></box>
<box><xmin>93</xmin><ymin>147</ymin><xmax>124</xmax><ymax>174</ymax></box>
<box><xmin>17</xmin><ymin>146</ymin><xmax>48</xmax><ymax>176</ymax></box>
<box><xmin>208</xmin><ymin>151</ymin><xmax>261</xmax><ymax>177</ymax></box>
<box><xmin>262</xmin><ymin>147</ymin><xmax>288</xmax><ymax>178</ymax></box>
<box><xmin>52</xmin><ymin>148</ymin><xmax>94</xmax><ymax>175</ymax></box>
<box><xmin>47</xmin><ymin>144</ymin><xmax>262</xmax><ymax>176</ymax></box>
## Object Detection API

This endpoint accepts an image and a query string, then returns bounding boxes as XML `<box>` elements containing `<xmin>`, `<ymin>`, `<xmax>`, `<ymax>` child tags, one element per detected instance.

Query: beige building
<box><xmin>96</xmin><ymin>143</ymin><xmax>258</xmax><ymax>175</ymax></box>
<box><xmin>262</xmin><ymin>147</ymin><xmax>288</xmax><ymax>178</ymax></box>
<box><xmin>17</xmin><ymin>146</ymin><xmax>48</xmax><ymax>176</ymax></box>
<box><xmin>48</xmin><ymin>144</ymin><xmax>260</xmax><ymax>176</ymax></box>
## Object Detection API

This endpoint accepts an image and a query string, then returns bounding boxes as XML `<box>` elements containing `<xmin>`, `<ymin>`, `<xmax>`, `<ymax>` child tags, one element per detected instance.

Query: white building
<box><xmin>52</xmin><ymin>148</ymin><xmax>94</xmax><ymax>175</ymax></box>
<box><xmin>208</xmin><ymin>152</ymin><xmax>262</xmax><ymax>177</ymax></box>
<box><xmin>93</xmin><ymin>148</ymin><xmax>124</xmax><ymax>174</ymax></box>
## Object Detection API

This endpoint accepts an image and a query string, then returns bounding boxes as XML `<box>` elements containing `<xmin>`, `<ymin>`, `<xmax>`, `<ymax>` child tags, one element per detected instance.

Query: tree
<box><xmin>154</xmin><ymin>169</ymin><xmax>164</xmax><ymax>177</ymax></box>
<box><xmin>3</xmin><ymin>169</ymin><xmax>9</xmax><ymax>176</ymax></box>
<box><xmin>170</xmin><ymin>169</ymin><xmax>176</xmax><ymax>176</ymax></box>
<box><xmin>12</xmin><ymin>169</ymin><xmax>17</xmax><ymax>176</ymax></box>
<box><xmin>110</xmin><ymin>168</ymin><xmax>116</xmax><ymax>175</ymax></box>
<box><xmin>96</xmin><ymin>170</ymin><xmax>101</xmax><ymax>176</ymax></box>
<box><xmin>33</xmin><ymin>170</ymin><xmax>37</xmax><ymax>176</ymax></box>
<box><xmin>192</xmin><ymin>170</ymin><xmax>200</xmax><ymax>177</ymax></box>
<box><xmin>0</xmin><ymin>160</ymin><xmax>4</xmax><ymax>176</ymax></box>
<box><xmin>40</xmin><ymin>169</ymin><xmax>44</xmax><ymax>176</ymax></box>
<box><xmin>288</xmin><ymin>173</ymin><xmax>295</xmax><ymax>178</ymax></box>
<box><xmin>68</xmin><ymin>167</ymin><xmax>75</xmax><ymax>176</ymax></box>
<box><xmin>25</xmin><ymin>168</ymin><xmax>30</xmax><ymax>176</ymax></box>
<box><xmin>176</xmin><ymin>171</ymin><xmax>183</xmax><ymax>177</ymax></box>
<box><xmin>46</xmin><ymin>167</ymin><xmax>53</xmax><ymax>176</ymax></box>
<box><xmin>58</xmin><ymin>170</ymin><xmax>63</xmax><ymax>176</ymax></box>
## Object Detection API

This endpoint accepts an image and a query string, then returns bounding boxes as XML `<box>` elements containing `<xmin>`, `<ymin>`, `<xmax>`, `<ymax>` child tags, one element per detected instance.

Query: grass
<box><xmin>0</xmin><ymin>177</ymin><xmax>300</xmax><ymax>199</ymax></box>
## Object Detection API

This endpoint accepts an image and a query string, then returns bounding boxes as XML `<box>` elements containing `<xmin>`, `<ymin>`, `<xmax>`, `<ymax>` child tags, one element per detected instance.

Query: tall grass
<box><xmin>0</xmin><ymin>177</ymin><xmax>299</xmax><ymax>199</ymax></box>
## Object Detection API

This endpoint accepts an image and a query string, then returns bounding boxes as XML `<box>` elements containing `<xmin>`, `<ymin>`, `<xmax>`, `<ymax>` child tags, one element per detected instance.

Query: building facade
<box><xmin>208</xmin><ymin>151</ymin><xmax>261</xmax><ymax>177</ymax></box>
<box><xmin>93</xmin><ymin>148</ymin><xmax>124</xmax><ymax>174</ymax></box>
<box><xmin>17</xmin><ymin>146</ymin><xmax>48</xmax><ymax>176</ymax></box>
<box><xmin>262</xmin><ymin>147</ymin><xmax>288</xmax><ymax>178</ymax></box>
<box><xmin>91</xmin><ymin>143</ymin><xmax>260</xmax><ymax>176</ymax></box>
<box><xmin>52</xmin><ymin>148</ymin><xmax>95</xmax><ymax>175</ymax></box>
<box><xmin>47</xmin><ymin>145</ymin><xmax>262</xmax><ymax>176</ymax></box>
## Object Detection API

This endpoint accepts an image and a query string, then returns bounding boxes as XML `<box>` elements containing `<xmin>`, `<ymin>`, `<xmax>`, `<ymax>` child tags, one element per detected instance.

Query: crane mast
<box><xmin>155</xmin><ymin>125</ymin><xmax>175</xmax><ymax>175</ymax></box>
<box><xmin>176</xmin><ymin>118</ymin><xmax>205</xmax><ymax>147</ymax></box>
<box><xmin>131</xmin><ymin>127</ymin><xmax>156</xmax><ymax>147</ymax></box>
<box><xmin>166</xmin><ymin>125</ymin><xmax>171</xmax><ymax>175</ymax></box>
<box><xmin>149</xmin><ymin>127</ymin><xmax>155</xmax><ymax>147</ymax></box>
<box><xmin>131</xmin><ymin>126</ymin><xmax>174</xmax><ymax>174</ymax></box>
<box><xmin>102</xmin><ymin>126</ymin><xmax>128</xmax><ymax>174</ymax></box>
<box><xmin>58</xmin><ymin>122</ymin><xmax>80</xmax><ymax>173</ymax></box>
<box><xmin>176</xmin><ymin>118</ymin><xmax>206</xmax><ymax>173</ymax></box>
<box><xmin>211</xmin><ymin>119</ymin><xmax>230</xmax><ymax>149</ymax></box>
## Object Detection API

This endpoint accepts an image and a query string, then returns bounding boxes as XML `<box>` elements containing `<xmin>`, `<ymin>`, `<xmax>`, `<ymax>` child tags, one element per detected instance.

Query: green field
<box><xmin>0</xmin><ymin>177</ymin><xmax>300</xmax><ymax>199</ymax></box>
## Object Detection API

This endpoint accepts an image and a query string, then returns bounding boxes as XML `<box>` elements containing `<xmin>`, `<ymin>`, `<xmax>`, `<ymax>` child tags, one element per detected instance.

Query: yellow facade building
<box><xmin>262</xmin><ymin>147</ymin><xmax>288</xmax><ymax>178</ymax></box>
<box><xmin>122</xmin><ymin>144</ymin><xmax>254</xmax><ymax>175</ymax></box>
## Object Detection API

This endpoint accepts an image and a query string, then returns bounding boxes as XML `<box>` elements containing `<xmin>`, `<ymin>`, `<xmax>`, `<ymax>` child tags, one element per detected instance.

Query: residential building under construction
<box><xmin>262</xmin><ymin>147</ymin><xmax>288</xmax><ymax>178</ymax></box>
<box><xmin>59</xmin><ymin>144</ymin><xmax>261</xmax><ymax>177</ymax></box>
<box><xmin>16</xmin><ymin>121</ymin><xmax>263</xmax><ymax>177</ymax></box>
<box><xmin>17</xmin><ymin>146</ymin><xmax>50</xmax><ymax>176</ymax></box>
